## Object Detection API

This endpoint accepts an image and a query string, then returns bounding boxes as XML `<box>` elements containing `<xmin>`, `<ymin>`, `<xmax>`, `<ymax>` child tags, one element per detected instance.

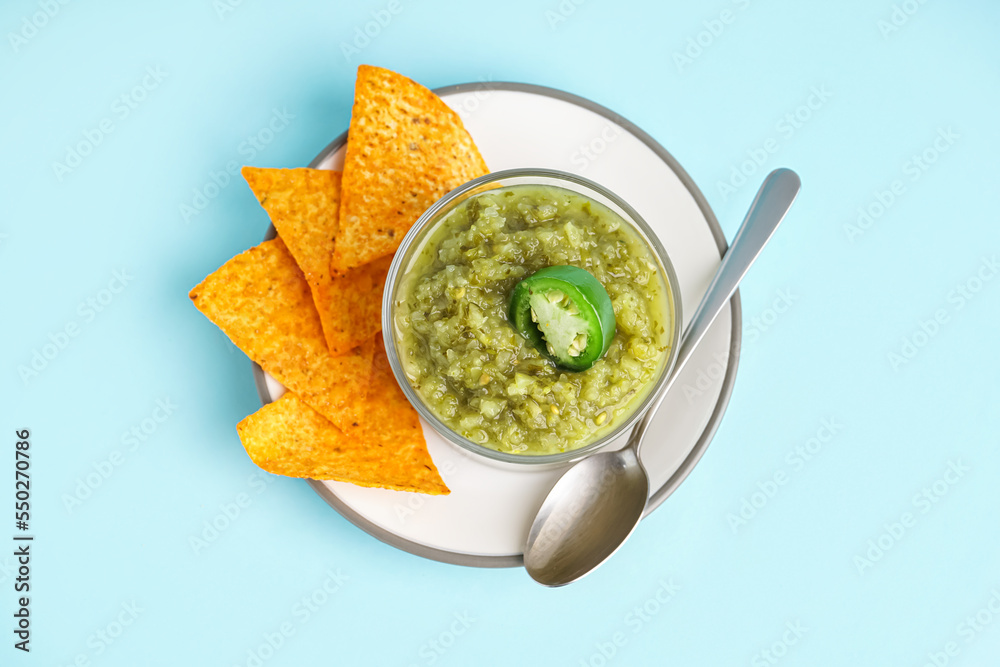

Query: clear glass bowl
<box><xmin>382</xmin><ymin>168</ymin><xmax>682</xmax><ymax>465</ymax></box>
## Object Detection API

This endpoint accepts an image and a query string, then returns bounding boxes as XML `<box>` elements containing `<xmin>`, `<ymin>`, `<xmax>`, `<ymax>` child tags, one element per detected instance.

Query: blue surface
<box><xmin>2</xmin><ymin>1</ymin><xmax>999</xmax><ymax>665</ymax></box>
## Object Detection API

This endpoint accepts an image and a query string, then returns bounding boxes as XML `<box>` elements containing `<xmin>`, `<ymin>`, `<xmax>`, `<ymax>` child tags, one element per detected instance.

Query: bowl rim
<box><xmin>381</xmin><ymin>167</ymin><xmax>683</xmax><ymax>465</ymax></box>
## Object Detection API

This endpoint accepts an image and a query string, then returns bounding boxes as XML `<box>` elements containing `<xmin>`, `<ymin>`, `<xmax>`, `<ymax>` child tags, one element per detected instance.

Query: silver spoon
<box><xmin>524</xmin><ymin>168</ymin><xmax>801</xmax><ymax>586</ymax></box>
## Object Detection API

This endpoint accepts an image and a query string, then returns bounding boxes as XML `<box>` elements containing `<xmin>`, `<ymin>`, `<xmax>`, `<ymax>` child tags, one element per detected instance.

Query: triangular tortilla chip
<box><xmin>321</xmin><ymin>254</ymin><xmax>393</xmax><ymax>352</ymax></box>
<box><xmin>331</xmin><ymin>64</ymin><xmax>489</xmax><ymax>273</ymax></box>
<box><xmin>189</xmin><ymin>238</ymin><xmax>373</xmax><ymax>432</ymax></box>
<box><xmin>241</xmin><ymin>167</ymin><xmax>341</xmax><ymax>284</ymax></box>
<box><xmin>242</xmin><ymin>167</ymin><xmax>388</xmax><ymax>355</ymax></box>
<box><xmin>363</xmin><ymin>334</ymin><xmax>447</xmax><ymax>493</ymax></box>
<box><xmin>236</xmin><ymin>340</ymin><xmax>449</xmax><ymax>495</ymax></box>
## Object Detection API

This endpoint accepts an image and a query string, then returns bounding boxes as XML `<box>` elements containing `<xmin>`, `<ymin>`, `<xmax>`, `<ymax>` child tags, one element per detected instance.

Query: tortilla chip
<box><xmin>362</xmin><ymin>334</ymin><xmax>448</xmax><ymax>494</ymax></box>
<box><xmin>241</xmin><ymin>167</ymin><xmax>341</xmax><ymax>283</ymax></box>
<box><xmin>189</xmin><ymin>239</ymin><xmax>373</xmax><ymax>432</ymax></box>
<box><xmin>241</xmin><ymin>167</ymin><xmax>344</xmax><ymax>348</ymax></box>
<box><xmin>236</xmin><ymin>354</ymin><xmax>450</xmax><ymax>495</ymax></box>
<box><xmin>315</xmin><ymin>265</ymin><xmax>372</xmax><ymax>350</ymax></box>
<box><xmin>331</xmin><ymin>64</ymin><xmax>489</xmax><ymax>273</ymax></box>
<box><xmin>321</xmin><ymin>254</ymin><xmax>394</xmax><ymax>353</ymax></box>
<box><xmin>242</xmin><ymin>167</ymin><xmax>389</xmax><ymax>356</ymax></box>
<box><xmin>367</xmin><ymin>254</ymin><xmax>393</xmax><ymax>297</ymax></box>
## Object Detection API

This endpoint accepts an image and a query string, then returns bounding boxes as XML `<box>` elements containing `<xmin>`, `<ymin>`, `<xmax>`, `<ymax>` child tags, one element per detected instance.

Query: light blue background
<box><xmin>2</xmin><ymin>1</ymin><xmax>998</xmax><ymax>665</ymax></box>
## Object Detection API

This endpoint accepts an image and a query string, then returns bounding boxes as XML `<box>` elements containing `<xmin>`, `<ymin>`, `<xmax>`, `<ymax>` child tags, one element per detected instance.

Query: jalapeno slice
<box><xmin>508</xmin><ymin>265</ymin><xmax>616</xmax><ymax>371</ymax></box>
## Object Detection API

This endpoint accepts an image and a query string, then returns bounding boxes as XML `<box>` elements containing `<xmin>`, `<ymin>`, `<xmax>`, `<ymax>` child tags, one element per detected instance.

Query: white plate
<box><xmin>253</xmin><ymin>83</ymin><xmax>739</xmax><ymax>567</ymax></box>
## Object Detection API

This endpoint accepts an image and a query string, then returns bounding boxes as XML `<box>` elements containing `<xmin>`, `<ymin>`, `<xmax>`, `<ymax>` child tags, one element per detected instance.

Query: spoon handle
<box><xmin>630</xmin><ymin>168</ymin><xmax>801</xmax><ymax>455</ymax></box>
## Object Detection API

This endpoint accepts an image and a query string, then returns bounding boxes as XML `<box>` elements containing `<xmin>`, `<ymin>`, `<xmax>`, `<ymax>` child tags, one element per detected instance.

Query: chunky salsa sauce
<box><xmin>393</xmin><ymin>185</ymin><xmax>673</xmax><ymax>455</ymax></box>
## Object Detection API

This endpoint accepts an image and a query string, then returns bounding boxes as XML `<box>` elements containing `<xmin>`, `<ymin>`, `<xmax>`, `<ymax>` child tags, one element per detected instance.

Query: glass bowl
<box><xmin>382</xmin><ymin>168</ymin><xmax>682</xmax><ymax>465</ymax></box>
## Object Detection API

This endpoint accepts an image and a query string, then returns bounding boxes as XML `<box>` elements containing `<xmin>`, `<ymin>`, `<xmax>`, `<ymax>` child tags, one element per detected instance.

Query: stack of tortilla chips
<box><xmin>189</xmin><ymin>65</ymin><xmax>490</xmax><ymax>494</ymax></box>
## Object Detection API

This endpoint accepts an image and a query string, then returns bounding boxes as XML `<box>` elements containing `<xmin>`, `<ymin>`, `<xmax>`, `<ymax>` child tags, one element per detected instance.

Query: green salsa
<box><xmin>393</xmin><ymin>184</ymin><xmax>673</xmax><ymax>455</ymax></box>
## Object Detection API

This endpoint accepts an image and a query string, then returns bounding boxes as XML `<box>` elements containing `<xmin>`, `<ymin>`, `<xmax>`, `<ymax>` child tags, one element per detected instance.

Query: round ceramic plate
<box><xmin>253</xmin><ymin>83</ymin><xmax>740</xmax><ymax>568</ymax></box>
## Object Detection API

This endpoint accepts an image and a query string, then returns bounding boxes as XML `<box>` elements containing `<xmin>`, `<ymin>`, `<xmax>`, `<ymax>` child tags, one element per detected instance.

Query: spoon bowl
<box><xmin>525</xmin><ymin>446</ymin><xmax>647</xmax><ymax>586</ymax></box>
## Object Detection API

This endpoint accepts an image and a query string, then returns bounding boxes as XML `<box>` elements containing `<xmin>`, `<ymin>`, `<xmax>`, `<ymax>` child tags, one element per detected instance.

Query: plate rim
<box><xmin>251</xmin><ymin>81</ymin><xmax>742</xmax><ymax>569</ymax></box>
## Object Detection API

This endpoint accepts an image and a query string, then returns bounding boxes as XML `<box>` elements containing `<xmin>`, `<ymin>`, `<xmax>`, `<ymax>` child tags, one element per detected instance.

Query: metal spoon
<box><xmin>524</xmin><ymin>168</ymin><xmax>801</xmax><ymax>586</ymax></box>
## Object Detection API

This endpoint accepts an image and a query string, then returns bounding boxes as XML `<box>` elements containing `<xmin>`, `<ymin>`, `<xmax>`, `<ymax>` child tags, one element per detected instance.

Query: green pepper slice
<box><xmin>508</xmin><ymin>265</ymin><xmax>616</xmax><ymax>371</ymax></box>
